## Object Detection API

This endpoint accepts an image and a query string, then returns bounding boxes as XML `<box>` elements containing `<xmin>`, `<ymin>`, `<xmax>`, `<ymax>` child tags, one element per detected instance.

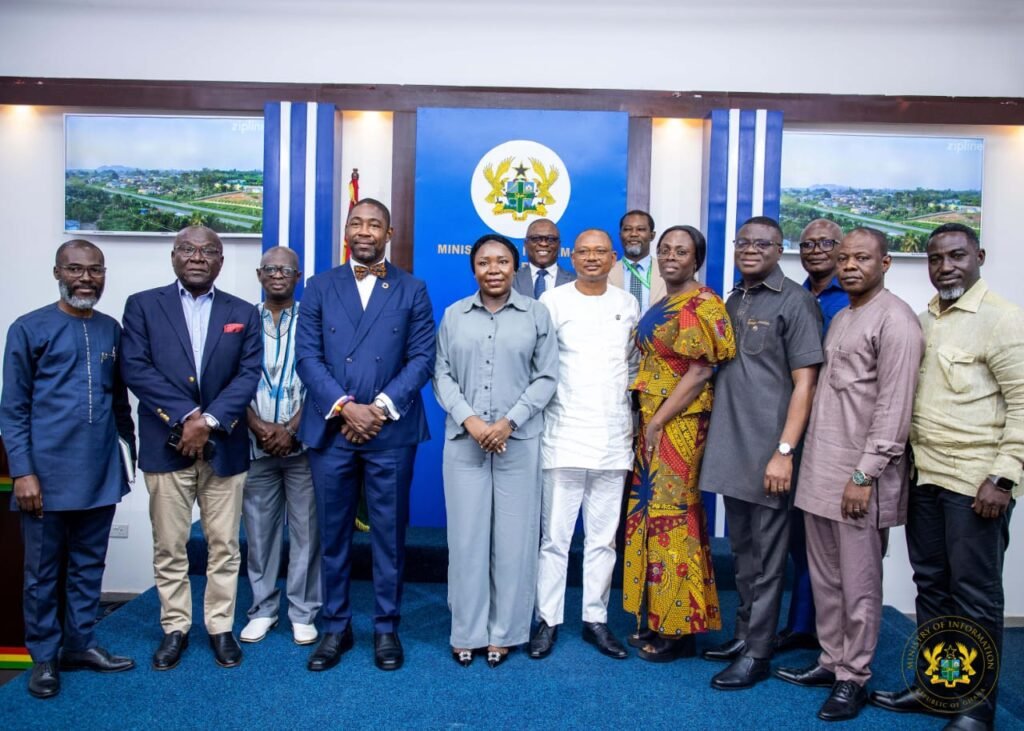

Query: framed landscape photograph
<box><xmin>64</xmin><ymin>114</ymin><xmax>264</xmax><ymax>236</ymax></box>
<box><xmin>780</xmin><ymin>131</ymin><xmax>983</xmax><ymax>255</ymax></box>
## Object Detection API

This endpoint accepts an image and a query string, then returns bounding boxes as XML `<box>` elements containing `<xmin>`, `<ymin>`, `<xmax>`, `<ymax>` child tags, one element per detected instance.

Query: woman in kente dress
<box><xmin>623</xmin><ymin>225</ymin><xmax>736</xmax><ymax>662</ymax></box>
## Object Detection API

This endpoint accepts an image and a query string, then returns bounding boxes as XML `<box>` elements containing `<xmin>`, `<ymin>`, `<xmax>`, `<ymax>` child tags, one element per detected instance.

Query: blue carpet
<box><xmin>3</xmin><ymin>579</ymin><xmax>1022</xmax><ymax>729</ymax></box>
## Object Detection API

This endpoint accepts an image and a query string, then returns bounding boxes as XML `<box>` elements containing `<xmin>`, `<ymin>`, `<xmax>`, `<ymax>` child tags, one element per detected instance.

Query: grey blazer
<box><xmin>513</xmin><ymin>263</ymin><xmax>576</xmax><ymax>298</ymax></box>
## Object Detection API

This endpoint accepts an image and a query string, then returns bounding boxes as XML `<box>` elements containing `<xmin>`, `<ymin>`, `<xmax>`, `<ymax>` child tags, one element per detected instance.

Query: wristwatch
<box><xmin>202</xmin><ymin>413</ymin><xmax>218</xmax><ymax>430</ymax></box>
<box><xmin>852</xmin><ymin>470</ymin><xmax>874</xmax><ymax>487</ymax></box>
<box><xmin>508</xmin><ymin>418</ymin><xmax>519</xmax><ymax>432</ymax></box>
<box><xmin>990</xmin><ymin>475</ymin><xmax>1015</xmax><ymax>493</ymax></box>
<box><xmin>373</xmin><ymin>397</ymin><xmax>392</xmax><ymax>421</ymax></box>
<box><xmin>777</xmin><ymin>442</ymin><xmax>793</xmax><ymax>457</ymax></box>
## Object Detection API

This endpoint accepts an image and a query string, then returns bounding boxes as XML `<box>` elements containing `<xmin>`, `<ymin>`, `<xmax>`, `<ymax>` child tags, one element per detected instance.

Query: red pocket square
<box><xmin>223</xmin><ymin>323</ymin><xmax>244</xmax><ymax>333</ymax></box>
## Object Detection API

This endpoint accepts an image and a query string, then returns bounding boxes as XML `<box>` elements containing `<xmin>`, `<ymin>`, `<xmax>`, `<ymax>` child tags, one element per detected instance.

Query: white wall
<box><xmin>1</xmin><ymin>1</ymin><xmax>1023</xmax><ymax>97</ymax></box>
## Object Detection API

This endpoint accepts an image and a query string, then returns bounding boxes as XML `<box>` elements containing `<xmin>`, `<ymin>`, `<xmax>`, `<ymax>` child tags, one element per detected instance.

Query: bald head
<box><xmin>800</xmin><ymin>218</ymin><xmax>843</xmax><ymax>243</ymax></box>
<box><xmin>260</xmin><ymin>246</ymin><xmax>299</xmax><ymax>269</ymax></box>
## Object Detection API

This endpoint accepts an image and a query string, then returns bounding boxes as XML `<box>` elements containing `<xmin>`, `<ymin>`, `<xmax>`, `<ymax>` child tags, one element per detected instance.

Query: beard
<box><xmin>624</xmin><ymin>243</ymin><xmax>645</xmax><ymax>258</ymax></box>
<box><xmin>59</xmin><ymin>280</ymin><xmax>99</xmax><ymax>311</ymax></box>
<box><xmin>938</xmin><ymin>286</ymin><xmax>965</xmax><ymax>301</ymax></box>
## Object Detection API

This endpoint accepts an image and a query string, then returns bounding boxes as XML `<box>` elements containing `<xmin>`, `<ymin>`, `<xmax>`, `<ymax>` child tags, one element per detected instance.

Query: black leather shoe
<box><xmin>943</xmin><ymin>715</ymin><xmax>994</xmax><ymax>731</ymax></box>
<box><xmin>774</xmin><ymin>628</ymin><xmax>820</xmax><ymax>653</ymax></box>
<box><xmin>528</xmin><ymin>621</ymin><xmax>558</xmax><ymax>659</ymax></box>
<box><xmin>27</xmin><ymin>661</ymin><xmax>59</xmax><ymax>699</ymax></box>
<box><xmin>869</xmin><ymin>686</ymin><xmax>936</xmax><ymax>715</ymax></box>
<box><xmin>702</xmin><ymin>637</ymin><xmax>747</xmax><ymax>662</ymax></box>
<box><xmin>486</xmin><ymin>647</ymin><xmax>511</xmax><ymax>669</ymax></box>
<box><xmin>582</xmin><ymin>621</ymin><xmax>628</xmax><ymax>659</ymax></box>
<box><xmin>710</xmin><ymin>655</ymin><xmax>771</xmax><ymax>690</ymax></box>
<box><xmin>374</xmin><ymin>632</ymin><xmax>404</xmax><ymax>671</ymax></box>
<box><xmin>774</xmin><ymin>663</ymin><xmax>836</xmax><ymax>687</ymax></box>
<box><xmin>637</xmin><ymin>634</ymin><xmax>697</xmax><ymax>663</ymax></box>
<box><xmin>152</xmin><ymin>631</ymin><xmax>189</xmax><ymax>671</ymax></box>
<box><xmin>60</xmin><ymin>646</ymin><xmax>135</xmax><ymax>673</ymax></box>
<box><xmin>818</xmin><ymin>680</ymin><xmax>868</xmax><ymax>721</ymax></box>
<box><xmin>307</xmin><ymin>627</ymin><xmax>354</xmax><ymax>672</ymax></box>
<box><xmin>209</xmin><ymin>632</ymin><xmax>242</xmax><ymax>668</ymax></box>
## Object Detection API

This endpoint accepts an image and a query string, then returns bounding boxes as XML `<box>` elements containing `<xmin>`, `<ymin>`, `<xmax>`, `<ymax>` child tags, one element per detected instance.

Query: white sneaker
<box><xmin>292</xmin><ymin>623</ymin><xmax>319</xmax><ymax>645</ymax></box>
<box><xmin>240</xmin><ymin>617</ymin><xmax>277</xmax><ymax>643</ymax></box>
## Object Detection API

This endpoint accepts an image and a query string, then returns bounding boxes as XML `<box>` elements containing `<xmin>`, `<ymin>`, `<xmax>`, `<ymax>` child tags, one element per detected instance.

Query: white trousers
<box><xmin>535</xmin><ymin>467</ymin><xmax>626</xmax><ymax>625</ymax></box>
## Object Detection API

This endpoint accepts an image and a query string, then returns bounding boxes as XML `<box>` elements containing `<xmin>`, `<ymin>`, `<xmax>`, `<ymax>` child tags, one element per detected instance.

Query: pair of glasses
<box><xmin>574</xmin><ymin>248</ymin><xmax>612</xmax><ymax>259</ymax></box>
<box><xmin>259</xmin><ymin>265</ymin><xmax>299</xmax><ymax>277</ymax></box>
<box><xmin>734</xmin><ymin>239</ymin><xmax>779</xmax><ymax>251</ymax></box>
<box><xmin>526</xmin><ymin>235</ymin><xmax>559</xmax><ymax>245</ymax></box>
<box><xmin>799</xmin><ymin>238</ymin><xmax>840</xmax><ymax>252</ymax></box>
<box><xmin>59</xmin><ymin>264</ymin><xmax>106</xmax><ymax>277</ymax></box>
<box><xmin>175</xmin><ymin>244</ymin><xmax>222</xmax><ymax>258</ymax></box>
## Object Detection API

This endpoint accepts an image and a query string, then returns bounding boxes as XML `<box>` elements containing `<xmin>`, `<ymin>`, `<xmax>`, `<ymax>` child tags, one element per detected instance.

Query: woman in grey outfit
<box><xmin>433</xmin><ymin>233</ymin><xmax>558</xmax><ymax>668</ymax></box>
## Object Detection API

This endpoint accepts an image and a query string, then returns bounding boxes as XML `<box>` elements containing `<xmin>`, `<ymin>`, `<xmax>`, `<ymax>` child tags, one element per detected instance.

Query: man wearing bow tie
<box><xmin>295</xmin><ymin>199</ymin><xmax>435</xmax><ymax>672</ymax></box>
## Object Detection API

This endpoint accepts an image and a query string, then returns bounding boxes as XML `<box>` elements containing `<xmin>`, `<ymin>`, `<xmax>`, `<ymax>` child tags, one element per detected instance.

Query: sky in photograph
<box><xmin>66</xmin><ymin>115</ymin><xmax>264</xmax><ymax>170</ymax></box>
<box><xmin>781</xmin><ymin>132</ymin><xmax>983</xmax><ymax>190</ymax></box>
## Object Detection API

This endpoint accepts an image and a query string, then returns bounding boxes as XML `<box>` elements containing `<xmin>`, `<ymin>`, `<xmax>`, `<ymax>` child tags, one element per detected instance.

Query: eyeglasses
<box><xmin>174</xmin><ymin>244</ymin><xmax>222</xmax><ymax>258</ymax></box>
<box><xmin>59</xmin><ymin>264</ymin><xmax>106</xmax><ymax>277</ymax></box>
<box><xmin>259</xmin><ymin>265</ymin><xmax>299</xmax><ymax>277</ymax></box>
<box><xmin>573</xmin><ymin>248</ymin><xmax>612</xmax><ymax>259</ymax></box>
<box><xmin>734</xmin><ymin>239</ymin><xmax>780</xmax><ymax>251</ymax></box>
<box><xmin>526</xmin><ymin>235</ymin><xmax>559</xmax><ymax>245</ymax></box>
<box><xmin>799</xmin><ymin>238</ymin><xmax>839</xmax><ymax>252</ymax></box>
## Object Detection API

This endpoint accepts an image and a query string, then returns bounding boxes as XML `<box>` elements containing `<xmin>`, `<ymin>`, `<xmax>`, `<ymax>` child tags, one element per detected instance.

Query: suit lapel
<box><xmin>331</xmin><ymin>265</ymin><xmax>364</xmax><ymax>328</ymax></box>
<box><xmin>515</xmin><ymin>266</ymin><xmax>531</xmax><ymax>296</ymax></box>
<box><xmin>157</xmin><ymin>283</ymin><xmax>199</xmax><ymax>369</ymax></box>
<box><xmin>200</xmin><ymin>290</ymin><xmax>230</xmax><ymax>377</ymax></box>
<box><xmin>350</xmin><ymin>266</ymin><xmax>396</xmax><ymax>351</ymax></box>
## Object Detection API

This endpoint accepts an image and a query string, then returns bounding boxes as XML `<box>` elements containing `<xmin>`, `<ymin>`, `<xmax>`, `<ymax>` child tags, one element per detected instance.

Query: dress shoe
<box><xmin>774</xmin><ymin>628</ymin><xmax>820</xmax><ymax>653</ymax></box>
<box><xmin>528</xmin><ymin>621</ymin><xmax>558</xmax><ymax>659</ymax></box>
<box><xmin>818</xmin><ymin>680</ymin><xmax>868</xmax><ymax>722</ymax></box>
<box><xmin>486</xmin><ymin>646</ymin><xmax>510</xmax><ymax>669</ymax></box>
<box><xmin>702</xmin><ymin>637</ymin><xmax>747</xmax><ymax>662</ymax></box>
<box><xmin>582</xmin><ymin>622</ymin><xmax>628</xmax><ymax>659</ymax></box>
<box><xmin>307</xmin><ymin>627</ymin><xmax>354</xmax><ymax>671</ymax></box>
<box><xmin>774</xmin><ymin>663</ymin><xmax>836</xmax><ymax>688</ymax></box>
<box><xmin>710</xmin><ymin>655</ymin><xmax>771</xmax><ymax>690</ymax></box>
<box><xmin>152</xmin><ymin>631</ymin><xmax>189</xmax><ymax>671</ymax></box>
<box><xmin>61</xmin><ymin>647</ymin><xmax>135</xmax><ymax>673</ymax></box>
<box><xmin>292</xmin><ymin>622</ymin><xmax>318</xmax><ymax>646</ymax></box>
<box><xmin>209</xmin><ymin>632</ymin><xmax>242</xmax><ymax>668</ymax></box>
<box><xmin>637</xmin><ymin>635</ymin><xmax>697</xmax><ymax>663</ymax></box>
<box><xmin>943</xmin><ymin>715</ymin><xmax>994</xmax><ymax>731</ymax></box>
<box><xmin>374</xmin><ymin>632</ymin><xmax>404</xmax><ymax>671</ymax></box>
<box><xmin>27</xmin><ymin>661</ymin><xmax>59</xmax><ymax>699</ymax></box>
<box><xmin>240</xmin><ymin>617</ymin><xmax>277</xmax><ymax>643</ymax></box>
<box><xmin>451</xmin><ymin>648</ymin><xmax>474</xmax><ymax>667</ymax></box>
<box><xmin>869</xmin><ymin>686</ymin><xmax>937</xmax><ymax>715</ymax></box>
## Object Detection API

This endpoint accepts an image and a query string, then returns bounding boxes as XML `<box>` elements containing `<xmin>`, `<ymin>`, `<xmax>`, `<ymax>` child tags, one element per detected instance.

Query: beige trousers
<box><xmin>145</xmin><ymin>463</ymin><xmax>246</xmax><ymax>635</ymax></box>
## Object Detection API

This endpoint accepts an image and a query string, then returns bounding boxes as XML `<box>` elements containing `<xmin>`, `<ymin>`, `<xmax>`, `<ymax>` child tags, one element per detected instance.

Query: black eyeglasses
<box><xmin>59</xmin><ymin>264</ymin><xmax>106</xmax><ymax>277</ymax></box>
<box><xmin>259</xmin><ymin>265</ymin><xmax>299</xmax><ymax>277</ymax></box>
<box><xmin>799</xmin><ymin>238</ymin><xmax>840</xmax><ymax>252</ymax></box>
<box><xmin>734</xmin><ymin>239</ymin><xmax>780</xmax><ymax>251</ymax></box>
<box><xmin>175</xmin><ymin>244</ymin><xmax>222</xmax><ymax>258</ymax></box>
<box><xmin>526</xmin><ymin>235</ymin><xmax>559</xmax><ymax>245</ymax></box>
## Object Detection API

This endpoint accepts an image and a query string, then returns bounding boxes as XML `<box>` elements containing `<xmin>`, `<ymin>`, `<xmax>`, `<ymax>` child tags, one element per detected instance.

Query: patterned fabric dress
<box><xmin>623</xmin><ymin>287</ymin><xmax>735</xmax><ymax>636</ymax></box>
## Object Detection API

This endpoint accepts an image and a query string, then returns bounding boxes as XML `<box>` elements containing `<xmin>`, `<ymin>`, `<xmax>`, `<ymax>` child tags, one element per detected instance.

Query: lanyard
<box><xmin>622</xmin><ymin>259</ymin><xmax>652</xmax><ymax>290</ymax></box>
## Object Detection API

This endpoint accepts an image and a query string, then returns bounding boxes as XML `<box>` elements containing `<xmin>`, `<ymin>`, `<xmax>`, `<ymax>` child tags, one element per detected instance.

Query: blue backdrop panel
<box><xmin>410</xmin><ymin>108</ymin><xmax>630</xmax><ymax>526</ymax></box>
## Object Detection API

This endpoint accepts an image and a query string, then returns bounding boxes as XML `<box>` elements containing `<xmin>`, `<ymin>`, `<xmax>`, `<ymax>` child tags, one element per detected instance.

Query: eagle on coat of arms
<box><xmin>482</xmin><ymin>156</ymin><xmax>559</xmax><ymax>221</ymax></box>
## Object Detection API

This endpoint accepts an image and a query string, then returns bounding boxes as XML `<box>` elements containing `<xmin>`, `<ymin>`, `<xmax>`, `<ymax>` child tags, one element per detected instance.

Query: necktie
<box><xmin>629</xmin><ymin>264</ymin><xmax>643</xmax><ymax>306</ymax></box>
<box><xmin>354</xmin><ymin>262</ymin><xmax>387</xmax><ymax>281</ymax></box>
<box><xmin>534</xmin><ymin>268</ymin><xmax>548</xmax><ymax>299</ymax></box>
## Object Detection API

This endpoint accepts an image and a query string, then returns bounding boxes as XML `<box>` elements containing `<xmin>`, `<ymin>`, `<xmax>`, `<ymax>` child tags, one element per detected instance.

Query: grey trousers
<box><xmin>443</xmin><ymin>435</ymin><xmax>542</xmax><ymax>648</ymax></box>
<box><xmin>723</xmin><ymin>495</ymin><xmax>790</xmax><ymax>659</ymax></box>
<box><xmin>242</xmin><ymin>453</ymin><xmax>322</xmax><ymax>625</ymax></box>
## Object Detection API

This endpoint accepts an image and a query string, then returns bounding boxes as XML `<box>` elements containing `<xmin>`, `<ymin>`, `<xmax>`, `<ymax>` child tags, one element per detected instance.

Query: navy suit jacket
<box><xmin>120</xmin><ymin>283</ymin><xmax>262</xmax><ymax>476</ymax></box>
<box><xmin>512</xmin><ymin>263</ymin><xmax>576</xmax><ymax>298</ymax></box>
<box><xmin>295</xmin><ymin>263</ymin><xmax>435</xmax><ymax>451</ymax></box>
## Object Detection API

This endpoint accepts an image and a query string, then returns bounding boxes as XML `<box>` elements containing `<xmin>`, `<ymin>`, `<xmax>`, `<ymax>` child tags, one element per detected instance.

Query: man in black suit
<box><xmin>513</xmin><ymin>219</ymin><xmax>575</xmax><ymax>298</ymax></box>
<box><xmin>121</xmin><ymin>225</ymin><xmax>262</xmax><ymax>671</ymax></box>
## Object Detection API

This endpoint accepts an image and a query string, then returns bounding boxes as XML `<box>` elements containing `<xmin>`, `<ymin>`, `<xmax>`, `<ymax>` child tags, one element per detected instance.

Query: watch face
<box><xmin>777</xmin><ymin>442</ymin><xmax>792</xmax><ymax>456</ymax></box>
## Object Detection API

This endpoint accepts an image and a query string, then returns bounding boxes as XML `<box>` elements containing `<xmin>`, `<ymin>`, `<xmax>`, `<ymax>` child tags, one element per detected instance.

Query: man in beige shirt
<box><xmin>871</xmin><ymin>224</ymin><xmax>1023</xmax><ymax>731</ymax></box>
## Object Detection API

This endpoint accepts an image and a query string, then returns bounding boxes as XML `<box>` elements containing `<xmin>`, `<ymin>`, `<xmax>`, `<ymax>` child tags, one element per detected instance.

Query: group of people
<box><xmin>1</xmin><ymin>199</ymin><xmax>1019</xmax><ymax>731</ymax></box>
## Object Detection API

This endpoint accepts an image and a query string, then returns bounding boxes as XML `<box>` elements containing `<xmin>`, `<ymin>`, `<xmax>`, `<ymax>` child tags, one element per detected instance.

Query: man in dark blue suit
<box><xmin>120</xmin><ymin>226</ymin><xmax>261</xmax><ymax>671</ymax></box>
<box><xmin>296</xmin><ymin>199</ymin><xmax>435</xmax><ymax>672</ymax></box>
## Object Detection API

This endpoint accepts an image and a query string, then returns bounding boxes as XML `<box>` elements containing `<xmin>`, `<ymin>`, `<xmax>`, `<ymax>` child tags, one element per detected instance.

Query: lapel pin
<box><xmin>382</xmin><ymin>282</ymin><xmax>390</xmax><ymax>289</ymax></box>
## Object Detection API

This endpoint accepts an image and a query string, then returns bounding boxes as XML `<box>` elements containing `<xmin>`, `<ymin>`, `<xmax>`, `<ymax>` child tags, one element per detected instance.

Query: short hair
<box><xmin>800</xmin><ymin>218</ymin><xmax>843</xmax><ymax>240</ymax></box>
<box><xmin>55</xmin><ymin>238</ymin><xmax>101</xmax><ymax>266</ymax></box>
<box><xmin>739</xmin><ymin>215</ymin><xmax>783</xmax><ymax>241</ymax></box>
<box><xmin>619</xmin><ymin>209</ymin><xmax>655</xmax><ymax>231</ymax></box>
<box><xmin>526</xmin><ymin>218</ymin><xmax>559</xmax><ymax>237</ymax></box>
<box><xmin>469</xmin><ymin>233</ymin><xmax>519</xmax><ymax>272</ymax></box>
<box><xmin>348</xmin><ymin>197</ymin><xmax>391</xmax><ymax>230</ymax></box>
<box><xmin>260</xmin><ymin>245</ymin><xmax>300</xmax><ymax>268</ymax></box>
<box><xmin>575</xmin><ymin>228</ymin><xmax>613</xmax><ymax>246</ymax></box>
<box><xmin>847</xmin><ymin>227</ymin><xmax>889</xmax><ymax>257</ymax></box>
<box><xmin>928</xmin><ymin>222</ymin><xmax>979</xmax><ymax>248</ymax></box>
<box><xmin>657</xmin><ymin>225</ymin><xmax>707</xmax><ymax>271</ymax></box>
<box><xmin>175</xmin><ymin>225</ymin><xmax>222</xmax><ymax>249</ymax></box>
